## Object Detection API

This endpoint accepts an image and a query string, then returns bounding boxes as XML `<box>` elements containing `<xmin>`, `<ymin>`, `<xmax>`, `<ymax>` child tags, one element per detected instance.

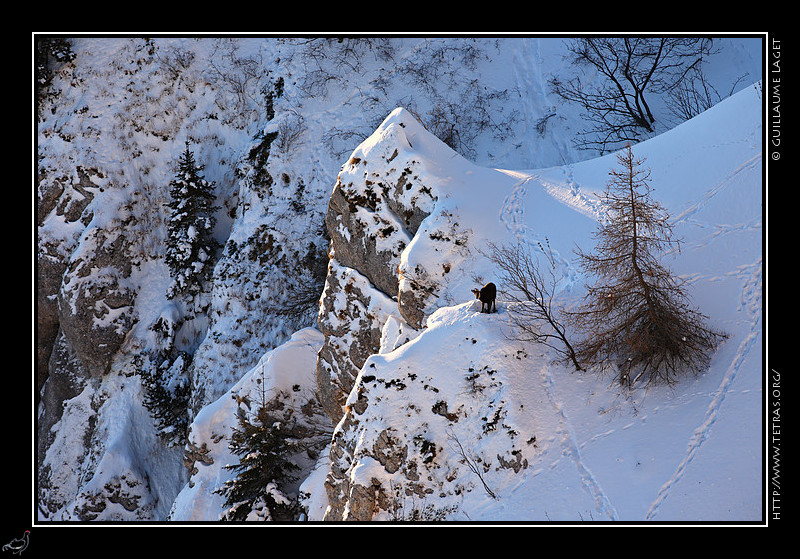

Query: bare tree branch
<box><xmin>550</xmin><ymin>37</ymin><xmax>715</xmax><ymax>153</ymax></box>
<box><xmin>447</xmin><ymin>428</ymin><xmax>496</xmax><ymax>500</ymax></box>
<box><xmin>486</xmin><ymin>240</ymin><xmax>582</xmax><ymax>371</ymax></box>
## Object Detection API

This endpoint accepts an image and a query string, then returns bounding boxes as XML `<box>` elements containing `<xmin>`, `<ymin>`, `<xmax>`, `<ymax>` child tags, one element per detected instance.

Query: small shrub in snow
<box><xmin>487</xmin><ymin>240</ymin><xmax>582</xmax><ymax>371</ymax></box>
<box><xmin>388</xmin><ymin>482</ymin><xmax>459</xmax><ymax>521</ymax></box>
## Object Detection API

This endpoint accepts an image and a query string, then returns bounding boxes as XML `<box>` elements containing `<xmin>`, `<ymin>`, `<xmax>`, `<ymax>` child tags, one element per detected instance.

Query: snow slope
<box><xmin>35</xmin><ymin>37</ymin><xmax>763</xmax><ymax>525</ymax></box>
<box><xmin>301</xmin><ymin>82</ymin><xmax>763</xmax><ymax>522</ymax></box>
<box><xmin>169</xmin><ymin>327</ymin><xmax>324</xmax><ymax>520</ymax></box>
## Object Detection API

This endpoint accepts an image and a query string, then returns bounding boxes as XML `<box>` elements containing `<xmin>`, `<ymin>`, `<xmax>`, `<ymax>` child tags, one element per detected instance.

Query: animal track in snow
<box><xmin>645</xmin><ymin>257</ymin><xmax>761</xmax><ymax>520</ymax></box>
<box><xmin>539</xmin><ymin>361</ymin><xmax>619</xmax><ymax>521</ymax></box>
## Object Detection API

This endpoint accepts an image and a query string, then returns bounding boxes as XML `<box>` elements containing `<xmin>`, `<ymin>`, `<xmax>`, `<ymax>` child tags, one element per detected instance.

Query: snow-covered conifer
<box><xmin>164</xmin><ymin>142</ymin><xmax>219</xmax><ymax>305</ymax></box>
<box><xmin>140</xmin><ymin>352</ymin><xmax>191</xmax><ymax>446</ymax></box>
<box><xmin>216</xmin><ymin>372</ymin><xmax>304</xmax><ymax>521</ymax></box>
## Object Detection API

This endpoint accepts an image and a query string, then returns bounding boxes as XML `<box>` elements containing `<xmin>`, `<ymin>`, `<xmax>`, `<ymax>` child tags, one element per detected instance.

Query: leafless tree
<box><xmin>665</xmin><ymin>67</ymin><xmax>751</xmax><ymax>123</ymax></box>
<box><xmin>664</xmin><ymin>66</ymin><xmax>718</xmax><ymax>121</ymax></box>
<box><xmin>550</xmin><ymin>37</ymin><xmax>715</xmax><ymax>152</ymax></box>
<box><xmin>567</xmin><ymin>145</ymin><xmax>726</xmax><ymax>388</ymax></box>
<box><xmin>487</xmin><ymin>240</ymin><xmax>582</xmax><ymax>371</ymax></box>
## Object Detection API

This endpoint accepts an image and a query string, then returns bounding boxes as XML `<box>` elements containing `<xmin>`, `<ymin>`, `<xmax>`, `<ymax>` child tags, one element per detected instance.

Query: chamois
<box><xmin>472</xmin><ymin>282</ymin><xmax>497</xmax><ymax>314</ymax></box>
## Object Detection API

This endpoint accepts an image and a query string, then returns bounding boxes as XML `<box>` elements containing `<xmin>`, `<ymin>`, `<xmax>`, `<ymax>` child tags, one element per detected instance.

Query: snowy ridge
<box><xmin>305</xmin><ymin>82</ymin><xmax>763</xmax><ymax>521</ymax></box>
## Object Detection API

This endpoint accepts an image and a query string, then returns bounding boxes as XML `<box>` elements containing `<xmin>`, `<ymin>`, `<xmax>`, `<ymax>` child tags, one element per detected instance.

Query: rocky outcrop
<box><xmin>315</xmin><ymin>261</ymin><xmax>397</xmax><ymax>421</ymax></box>
<box><xmin>314</xmin><ymin>108</ymin><xmax>538</xmax><ymax>521</ymax></box>
<box><xmin>36</xmin><ymin>172</ymin><xmax>161</xmax><ymax>520</ymax></box>
<box><xmin>36</xmin><ymin>166</ymin><xmax>102</xmax><ymax>394</ymax></box>
<box><xmin>315</xmin><ymin>109</ymin><xmax>439</xmax><ymax>425</ymax></box>
<box><xmin>58</xmin><ymin>223</ymin><xmax>137</xmax><ymax>378</ymax></box>
<box><xmin>316</xmin><ymin>109</ymin><xmax>483</xmax><ymax>520</ymax></box>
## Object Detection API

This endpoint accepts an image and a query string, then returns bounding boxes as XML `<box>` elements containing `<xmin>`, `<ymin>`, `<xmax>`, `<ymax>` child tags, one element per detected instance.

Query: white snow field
<box><xmin>175</xmin><ymin>81</ymin><xmax>763</xmax><ymax>523</ymax></box>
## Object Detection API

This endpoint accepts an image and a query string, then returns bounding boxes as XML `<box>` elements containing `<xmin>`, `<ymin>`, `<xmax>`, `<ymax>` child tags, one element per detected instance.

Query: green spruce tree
<box><xmin>216</xmin><ymin>374</ymin><xmax>303</xmax><ymax>521</ymax></box>
<box><xmin>165</xmin><ymin>142</ymin><xmax>219</xmax><ymax>306</ymax></box>
<box><xmin>140</xmin><ymin>351</ymin><xmax>190</xmax><ymax>447</ymax></box>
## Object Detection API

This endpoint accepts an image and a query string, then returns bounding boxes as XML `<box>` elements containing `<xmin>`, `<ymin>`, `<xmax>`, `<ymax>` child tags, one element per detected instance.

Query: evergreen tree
<box><xmin>140</xmin><ymin>351</ymin><xmax>191</xmax><ymax>446</ymax></box>
<box><xmin>165</xmin><ymin>142</ymin><xmax>219</xmax><ymax>304</ymax></box>
<box><xmin>568</xmin><ymin>144</ymin><xmax>726</xmax><ymax>388</ymax></box>
<box><xmin>216</xmin><ymin>374</ymin><xmax>304</xmax><ymax>521</ymax></box>
<box><xmin>217</xmin><ymin>407</ymin><xmax>303</xmax><ymax>521</ymax></box>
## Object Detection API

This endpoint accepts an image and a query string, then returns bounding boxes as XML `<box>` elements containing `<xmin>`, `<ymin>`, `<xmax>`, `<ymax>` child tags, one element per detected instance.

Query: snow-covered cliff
<box><xmin>35</xmin><ymin>36</ymin><xmax>763</xmax><ymax>524</ymax></box>
<box><xmin>308</xmin><ymin>85</ymin><xmax>763</xmax><ymax>521</ymax></box>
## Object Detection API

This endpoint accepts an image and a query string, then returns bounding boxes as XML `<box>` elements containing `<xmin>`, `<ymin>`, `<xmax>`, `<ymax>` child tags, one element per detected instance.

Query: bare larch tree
<box><xmin>568</xmin><ymin>144</ymin><xmax>726</xmax><ymax>388</ymax></box>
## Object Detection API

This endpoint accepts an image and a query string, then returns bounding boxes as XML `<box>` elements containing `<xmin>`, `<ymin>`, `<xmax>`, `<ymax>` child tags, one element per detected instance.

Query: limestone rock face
<box><xmin>36</xmin><ymin>171</ymin><xmax>164</xmax><ymax>520</ymax></box>
<box><xmin>58</xmin><ymin>224</ymin><xmax>136</xmax><ymax>379</ymax></box>
<box><xmin>36</xmin><ymin>166</ymin><xmax>101</xmax><ymax>393</ymax></box>
<box><xmin>315</xmin><ymin>109</ymin><xmax>468</xmax><ymax>520</ymax></box>
<box><xmin>315</xmin><ymin>261</ymin><xmax>397</xmax><ymax>421</ymax></box>
<box><xmin>315</xmin><ymin>109</ymin><xmax>438</xmax><ymax>424</ymax></box>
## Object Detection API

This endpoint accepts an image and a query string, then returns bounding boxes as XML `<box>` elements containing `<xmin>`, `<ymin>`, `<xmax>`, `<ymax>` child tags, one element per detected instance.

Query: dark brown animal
<box><xmin>471</xmin><ymin>282</ymin><xmax>496</xmax><ymax>313</ymax></box>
